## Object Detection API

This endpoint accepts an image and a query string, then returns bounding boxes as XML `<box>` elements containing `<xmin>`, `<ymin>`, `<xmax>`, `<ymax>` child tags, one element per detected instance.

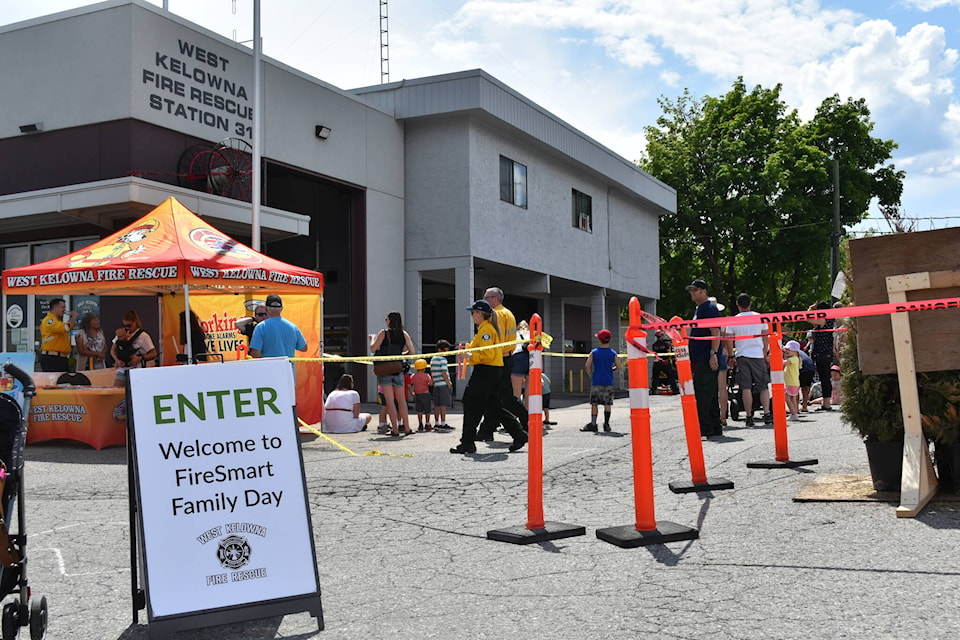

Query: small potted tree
<box><xmin>918</xmin><ymin>372</ymin><xmax>960</xmax><ymax>494</ymax></box>
<box><xmin>839</xmin><ymin>320</ymin><xmax>904</xmax><ymax>490</ymax></box>
<box><xmin>841</xmin><ymin>318</ymin><xmax>960</xmax><ymax>493</ymax></box>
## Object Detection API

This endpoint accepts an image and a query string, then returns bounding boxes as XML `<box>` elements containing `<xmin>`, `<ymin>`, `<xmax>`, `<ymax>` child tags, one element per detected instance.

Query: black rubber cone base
<box><xmin>747</xmin><ymin>457</ymin><xmax>818</xmax><ymax>469</ymax></box>
<box><xmin>668</xmin><ymin>476</ymin><xmax>735</xmax><ymax>493</ymax></box>
<box><xmin>596</xmin><ymin>521</ymin><xmax>699</xmax><ymax>548</ymax></box>
<box><xmin>487</xmin><ymin>521</ymin><xmax>586</xmax><ymax>545</ymax></box>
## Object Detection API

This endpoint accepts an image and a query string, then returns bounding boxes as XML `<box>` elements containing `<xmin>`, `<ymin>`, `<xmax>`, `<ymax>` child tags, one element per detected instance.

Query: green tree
<box><xmin>640</xmin><ymin>78</ymin><xmax>904</xmax><ymax>320</ymax></box>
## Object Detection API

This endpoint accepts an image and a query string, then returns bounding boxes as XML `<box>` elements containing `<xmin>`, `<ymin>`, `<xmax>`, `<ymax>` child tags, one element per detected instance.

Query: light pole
<box><xmin>830</xmin><ymin>156</ymin><xmax>840</xmax><ymax>301</ymax></box>
<box><xmin>251</xmin><ymin>0</ymin><xmax>262</xmax><ymax>251</ymax></box>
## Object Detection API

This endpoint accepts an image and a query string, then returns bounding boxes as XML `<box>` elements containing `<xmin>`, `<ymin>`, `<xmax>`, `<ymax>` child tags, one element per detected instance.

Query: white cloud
<box><xmin>795</xmin><ymin>20</ymin><xmax>957</xmax><ymax>114</ymax></box>
<box><xmin>660</xmin><ymin>70</ymin><xmax>681</xmax><ymax>87</ymax></box>
<box><xmin>905</xmin><ymin>0</ymin><xmax>960</xmax><ymax>10</ymax></box>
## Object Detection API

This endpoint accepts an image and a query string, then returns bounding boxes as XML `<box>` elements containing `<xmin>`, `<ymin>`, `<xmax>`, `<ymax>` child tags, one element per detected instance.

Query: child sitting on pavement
<box><xmin>411</xmin><ymin>359</ymin><xmax>434</xmax><ymax>431</ymax></box>
<box><xmin>811</xmin><ymin>365</ymin><xmax>843</xmax><ymax>408</ymax></box>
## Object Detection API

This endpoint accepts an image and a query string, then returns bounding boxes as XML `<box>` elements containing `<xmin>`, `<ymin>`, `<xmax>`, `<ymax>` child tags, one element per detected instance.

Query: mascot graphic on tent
<box><xmin>68</xmin><ymin>219</ymin><xmax>160</xmax><ymax>267</ymax></box>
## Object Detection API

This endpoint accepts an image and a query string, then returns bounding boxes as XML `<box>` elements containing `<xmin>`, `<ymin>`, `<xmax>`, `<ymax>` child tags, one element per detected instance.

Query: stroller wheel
<box><xmin>29</xmin><ymin>597</ymin><xmax>46</xmax><ymax>640</ymax></box>
<box><xmin>1</xmin><ymin>602</ymin><xmax>18</xmax><ymax>640</ymax></box>
<box><xmin>729</xmin><ymin>398</ymin><xmax>741</xmax><ymax>422</ymax></box>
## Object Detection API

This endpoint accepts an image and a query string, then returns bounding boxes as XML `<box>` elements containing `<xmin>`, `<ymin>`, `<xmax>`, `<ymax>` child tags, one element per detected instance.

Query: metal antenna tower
<box><xmin>380</xmin><ymin>0</ymin><xmax>390</xmax><ymax>83</ymax></box>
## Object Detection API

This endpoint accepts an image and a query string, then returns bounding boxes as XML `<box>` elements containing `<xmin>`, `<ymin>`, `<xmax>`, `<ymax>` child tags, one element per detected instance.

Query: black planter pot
<box><xmin>935</xmin><ymin>442</ymin><xmax>960</xmax><ymax>495</ymax></box>
<box><xmin>864</xmin><ymin>439</ymin><xmax>904</xmax><ymax>492</ymax></box>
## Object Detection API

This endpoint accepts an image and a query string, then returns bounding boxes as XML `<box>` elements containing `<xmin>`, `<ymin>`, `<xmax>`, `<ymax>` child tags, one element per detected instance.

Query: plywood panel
<box><xmin>848</xmin><ymin>227</ymin><xmax>960</xmax><ymax>375</ymax></box>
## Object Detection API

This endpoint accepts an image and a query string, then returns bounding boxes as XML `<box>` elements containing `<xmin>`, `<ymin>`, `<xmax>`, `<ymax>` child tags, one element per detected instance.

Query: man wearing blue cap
<box><xmin>249</xmin><ymin>294</ymin><xmax>307</xmax><ymax>359</ymax></box>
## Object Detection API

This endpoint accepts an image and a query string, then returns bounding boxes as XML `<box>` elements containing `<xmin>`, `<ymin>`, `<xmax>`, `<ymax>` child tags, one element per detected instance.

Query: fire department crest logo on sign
<box><xmin>216</xmin><ymin>535</ymin><xmax>251</xmax><ymax>570</ymax></box>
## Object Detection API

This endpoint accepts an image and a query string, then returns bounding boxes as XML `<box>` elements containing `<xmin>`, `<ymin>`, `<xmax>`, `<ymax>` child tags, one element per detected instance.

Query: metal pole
<box><xmin>251</xmin><ymin>0</ymin><xmax>262</xmax><ymax>250</ymax></box>
<box><xmin>831</xmin><ymin>157</ymin><xmax>840</xmax><ymax>300</ymax></box>
<box><xmin>183</xmin><ymin>285</ymin><xmax>192</xmax><ymax>364</ymax></box>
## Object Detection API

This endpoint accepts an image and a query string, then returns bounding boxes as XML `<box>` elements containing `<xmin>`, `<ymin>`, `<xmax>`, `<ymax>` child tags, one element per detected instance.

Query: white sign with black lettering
<box><xmin>129</xmin><ymin>358</ymin><xmax>318</xmax><ymax>618</ymax></box>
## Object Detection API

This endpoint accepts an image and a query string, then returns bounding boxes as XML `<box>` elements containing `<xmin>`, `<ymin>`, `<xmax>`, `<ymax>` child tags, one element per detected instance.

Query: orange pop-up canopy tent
<box><xmin>2</xmin><ymin>196</ymin><xmax>325</xmax><ymax>422</ymax></box>
<box><xmin>2</xmin><ymin>196</ymin><xmax>322</xmax><ymax>296</ymax></box>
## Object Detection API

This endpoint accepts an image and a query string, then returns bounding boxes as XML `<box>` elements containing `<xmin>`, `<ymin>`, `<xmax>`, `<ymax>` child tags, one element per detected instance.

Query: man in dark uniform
<box><xmin>686</xmin><ymin>279</ymin><xmax>722</xmax><ymax>438</ymax></box>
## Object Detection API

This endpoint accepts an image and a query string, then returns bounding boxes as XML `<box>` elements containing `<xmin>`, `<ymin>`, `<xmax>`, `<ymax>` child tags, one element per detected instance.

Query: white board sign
<box><xmin>128</xmin><ymin>358</ymin><xmax>319</xmax><ymax>618</ymax></box>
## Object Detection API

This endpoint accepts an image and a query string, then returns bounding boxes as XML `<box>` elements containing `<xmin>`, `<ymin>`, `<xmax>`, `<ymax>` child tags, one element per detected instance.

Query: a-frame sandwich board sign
<box><xmin>126</xmin><ymin>357</ymin><xmax>323</xmax><ymax>638</ymax></box>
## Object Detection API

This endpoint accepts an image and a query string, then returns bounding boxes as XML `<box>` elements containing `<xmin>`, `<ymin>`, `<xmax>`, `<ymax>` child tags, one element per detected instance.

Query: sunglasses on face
<box><xmin>122</xmin><ymin>323</ymin><xmax>132</xmax><ymax>328</ymax></box>
<box><xmin>256</xmin><ymin>312</ymin><xmax>267</xmax><ymax>317</ymax></box>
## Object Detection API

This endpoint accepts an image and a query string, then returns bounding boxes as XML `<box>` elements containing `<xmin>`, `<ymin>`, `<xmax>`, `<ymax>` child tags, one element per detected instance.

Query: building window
<box><xmin>573</xmin><ymin>189</ymin><xmax>592</xmax><ymax>232</ymax></box>
<box><xmin>499</xmin><ymin>155</ymin><xmax>527</xmax><ymax>208</ymax></box>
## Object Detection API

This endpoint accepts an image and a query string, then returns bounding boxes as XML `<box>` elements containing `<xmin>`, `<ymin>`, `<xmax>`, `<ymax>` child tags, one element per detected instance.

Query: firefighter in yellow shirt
<box><xmin>450</xmin><ymin>300</ymin><xmax>527</xmax><ymax>455</ymax></box>
<box><xmin>39</xmin><ymin>298</ymin><xmax>77</xmax><ymax>372</ymax></box>
<box><xmin>475</xmin><ymin>286</ymin><xmax>528</xmax><ymax>440</ymax></box>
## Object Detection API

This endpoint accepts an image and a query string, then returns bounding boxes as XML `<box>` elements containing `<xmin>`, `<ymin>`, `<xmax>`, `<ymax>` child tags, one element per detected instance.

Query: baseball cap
<box><xmin>596</xmin><ymin>329</ymin><xmax>612</xmax><ymax>341</ymax></box>
<box><xmin>466</xmin><ymin>299</ymin><xmax>493</xmax><ymax>313</ymax></box>
<box><xmin>414</xmin><ymin>359</ymin><xmax>428</xmax><ymax>370</ymax></box>
<box><xmin>784</xmin><ymin>340</ymin><xmax>802</xmax><ymax>352</ymax></box>
<box><xmin>830</xmin><ymin>364</ymin><xmax>841</xmax><ymax>372</ymax></box>
<box><xmin>685</xmin><ymin>279</ymin><xmax>708</xmax><ymax>291</ymax></box>
<box><xmin>265</xmin><ymin>294</ymin><xmax>283</xmax><ymax>308</ymax></box>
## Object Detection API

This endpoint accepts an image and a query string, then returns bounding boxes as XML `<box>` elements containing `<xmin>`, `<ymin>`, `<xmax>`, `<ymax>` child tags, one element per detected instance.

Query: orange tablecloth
<box><xmin>27</xmin><ymin>386</ymin><xmax>126</xmax><ymax>450</ymax></box>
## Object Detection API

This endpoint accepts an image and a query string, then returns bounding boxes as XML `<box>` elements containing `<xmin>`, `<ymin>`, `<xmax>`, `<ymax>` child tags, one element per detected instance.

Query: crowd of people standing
<box><xmin>38</xmin><ymin>278</ymin><xmax>844</xmax><ymax>441</ymax></box>
<box><xmin>680</xmin><ymin>278</ymin><xmax>843</xmax><ymax>440</ymax></box>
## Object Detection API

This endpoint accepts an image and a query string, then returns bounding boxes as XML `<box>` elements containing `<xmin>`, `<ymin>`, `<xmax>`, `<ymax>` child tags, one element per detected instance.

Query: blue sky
<box><xmin>8</xmin><ymin>0</ymin><xmax>960</xmax><ymax>234</ymax></box>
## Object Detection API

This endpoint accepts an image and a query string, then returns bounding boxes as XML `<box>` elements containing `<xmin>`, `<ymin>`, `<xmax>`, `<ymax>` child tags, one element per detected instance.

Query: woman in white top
<box><xmin>323</xmin><ymin>374</ymin><xmax>372</xmax><ymax>433</ymax></box>
<box><xmin>111</xmin><ymin>309</ymin><xmax>157</xmax><ymax>387</ymax></box>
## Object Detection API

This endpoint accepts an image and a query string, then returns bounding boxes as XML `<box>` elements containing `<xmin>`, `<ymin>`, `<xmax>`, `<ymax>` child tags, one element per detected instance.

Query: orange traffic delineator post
<box><xmin>488</xmin><ymin>314</ymin><xmax>586</xmax><ymax>545</ymax></box>
<box><xmin>596</xmin><ymin>298</ymin><xmax>699</xmax><ymax>548</ymax></box>
<box><xmin>666</xmin><ymin>320</ymin><xmax>734</xmax><ymax>493</ymax></box>
<box><xmin>746</xmin><ymin>324</ymin><xmax>818</xmax><ymax>469</ymax></box>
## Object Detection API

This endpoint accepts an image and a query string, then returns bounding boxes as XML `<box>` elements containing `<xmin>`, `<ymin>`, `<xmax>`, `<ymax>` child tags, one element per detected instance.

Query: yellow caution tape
<box><xmin>536</xmin><ymin>332</ymin><xmax>554</xmax><ymax>349</ymax></box>
<box><xmin>290</xmin><ymin>338</ymin><xmax>540</xmax><ymax>364</ymax></box>
<box><xmin>297</xmin><ymin>418</ymin><xmax>414</xmax><ymax>458</ymax></box>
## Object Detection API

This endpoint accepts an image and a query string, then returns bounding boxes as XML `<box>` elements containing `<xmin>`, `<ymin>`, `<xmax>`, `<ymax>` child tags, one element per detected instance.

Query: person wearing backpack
<box><xmin>111</xmin><ymin>310</ymin><xmax>157</xmax><ymax>387</ymax></box>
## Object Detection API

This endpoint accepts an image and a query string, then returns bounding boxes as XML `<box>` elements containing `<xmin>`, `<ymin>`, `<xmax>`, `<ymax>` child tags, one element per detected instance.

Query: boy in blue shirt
<box><xmin>581</xmin><ymin>329</ymin><xmax>622</xmax><ymax>432</ymax></box>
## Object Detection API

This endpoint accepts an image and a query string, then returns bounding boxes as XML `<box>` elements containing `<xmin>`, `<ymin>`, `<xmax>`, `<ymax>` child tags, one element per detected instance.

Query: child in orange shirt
<box><xmin>411</xmin><ymin>359</ymin><xmax>434</xmax><ymax>431</ymax></box>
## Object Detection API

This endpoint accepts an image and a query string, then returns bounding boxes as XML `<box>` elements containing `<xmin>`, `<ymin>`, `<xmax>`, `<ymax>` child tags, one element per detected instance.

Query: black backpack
<box><xmin>115</xmin><ymin>329</ymin><xmax>143</xmax><ymax>364</ymax></box>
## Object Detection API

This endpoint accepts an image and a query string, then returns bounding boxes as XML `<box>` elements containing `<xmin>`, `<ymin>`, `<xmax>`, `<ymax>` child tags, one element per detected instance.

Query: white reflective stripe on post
<box><xmin>771</xmin><ymin>370</ymin><xmax>785</xmax><ymax>385</ymax></box>
<box><xmin>528</xmin><ymin>395</ymin><xmax>543</xmax><ymax>414</ymax></box>
<box><xmin>682</xmin><ymin>379</ymin><xmax>695</xmax><ymax>396</ymax></box>
<box><xmin>531</xmin><ymin>350</ymin><xmax>542</xmax><ymax>370</ymax></box>
<box><xmin>627</xmin><ymin>342</ymin><xmax>643</xmax><ymax>359</ymax></box>
<box><xmin>630</xmin><ymin>387</ymin><xmax>649</xmax><ymax>409</ymax></box>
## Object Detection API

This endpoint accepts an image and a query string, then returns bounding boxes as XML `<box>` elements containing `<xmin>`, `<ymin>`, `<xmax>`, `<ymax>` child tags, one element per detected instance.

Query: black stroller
<box><xmin>726</xmin><ymin>366</ymin><xmax>763</xmax><ymax>423</ymax></box>
<box><xmin>0</xmin><ymin>362</ymin><xmax>47</xmax><ymax>639</ymax></box>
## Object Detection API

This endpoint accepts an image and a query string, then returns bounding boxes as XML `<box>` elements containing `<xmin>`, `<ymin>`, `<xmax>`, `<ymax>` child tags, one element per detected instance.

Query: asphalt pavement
<box><xmin>17</xmin><ymin>392</ymin><xmax>960</xmax><ymax>639</ymax></box>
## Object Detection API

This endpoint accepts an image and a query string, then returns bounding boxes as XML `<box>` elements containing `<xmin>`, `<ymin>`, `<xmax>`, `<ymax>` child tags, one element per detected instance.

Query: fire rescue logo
<box><xmin>189</xmin><ymin>228</ymin><xmax>261</xmax><ymax>263</ymax></box>
<box><xmin>216</xmin><ymin>535</ymin><xmax>252</xmax><ymax>570</ymax></box>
